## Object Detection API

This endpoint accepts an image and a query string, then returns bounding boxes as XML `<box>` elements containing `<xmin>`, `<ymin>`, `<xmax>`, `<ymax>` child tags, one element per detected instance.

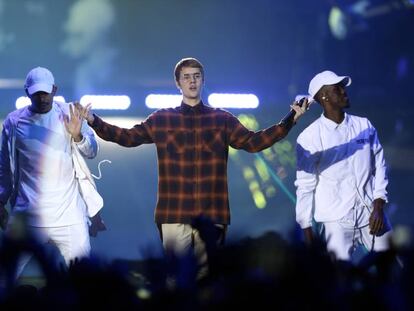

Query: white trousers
<box><xmin>323</xmin><ymin>206</ymin><xmax>391</xmax><ymax>261</ymax></box>
<box><xmin>14</xmin><ymin>222</ymin><xmax>91</xmax><ymax>278</ymax></box>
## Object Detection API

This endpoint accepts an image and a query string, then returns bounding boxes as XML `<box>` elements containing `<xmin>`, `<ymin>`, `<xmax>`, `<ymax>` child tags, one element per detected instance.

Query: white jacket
<box><xmin>295</xmin><ymin>113</ymin><xmax>388</xmax><ymax>229</ymax></box>
<box><xmin>0</xmin><ymin>102</ymin><xmax>101</xmax><ymax>217</ymax></box>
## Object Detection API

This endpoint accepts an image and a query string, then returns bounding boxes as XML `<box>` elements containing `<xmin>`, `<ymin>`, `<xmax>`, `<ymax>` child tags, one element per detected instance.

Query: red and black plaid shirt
<box><xmin>91</xmin><ymin>101</ymin><xmax>292</xmax><ymax>224</ymax></box>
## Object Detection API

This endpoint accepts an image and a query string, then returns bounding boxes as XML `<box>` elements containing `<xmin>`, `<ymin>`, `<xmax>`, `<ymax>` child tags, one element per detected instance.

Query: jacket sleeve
<box><xmin>369</xmin><ymin>122</ymin><xmax>388</xmax><ymax>202</ymax></box>
<box><xmin>0</xmin><ymin>119</ymin><xmax>13</xmax><ymax>205</ymax></box>
<box><xmin>226</xmin><ymin>111</ymin><xmax>291</xmax><ymax>152</ymax></box>
<box><xmin>75</xmin><ymin>119</ymin><xmax>99</xmax><ymax>159</ymax></box>
<box><xmin>294</xmin><ymin>131</ymin><xmax>320</xmax><ymax>229</ymax></box>
<box><xmin>90</xmin><ymin>114</ymin><xmax>154</xmax><ymax>148</ymax></box>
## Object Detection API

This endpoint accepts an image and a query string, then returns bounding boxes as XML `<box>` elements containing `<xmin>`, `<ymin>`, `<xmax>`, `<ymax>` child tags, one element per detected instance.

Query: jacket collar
<box><xmin>320</xmin><ymin>112</ymin><xmax>349</xmax><ymax>130</ymax></box>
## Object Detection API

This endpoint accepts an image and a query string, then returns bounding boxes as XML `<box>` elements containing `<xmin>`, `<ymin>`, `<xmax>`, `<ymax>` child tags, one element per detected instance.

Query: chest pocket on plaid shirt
<box><xmin>166</xmin><ymin>130</ymin><xmax>186</xmax><ymax>154</ymax></box>
<box><xmin>202</xmin><ymin>129</ymin><xmax>225</xmax><ymax>153</ymax></box>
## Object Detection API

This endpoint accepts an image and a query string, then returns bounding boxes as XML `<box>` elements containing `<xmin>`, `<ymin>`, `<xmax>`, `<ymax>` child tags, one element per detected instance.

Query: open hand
<box><xmin>64</xmin><ymin>103</ymin><xmax>83</xmax><ymax>142</ymax></box>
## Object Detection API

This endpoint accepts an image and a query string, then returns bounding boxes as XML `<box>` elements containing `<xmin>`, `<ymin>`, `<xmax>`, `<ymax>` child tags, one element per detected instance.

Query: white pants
<box><xmin>13</xmin><ymin>222</ymin><xmax>91</xmax><ymax>278</ymax></box>
<box><xmin>161</xmin><ymin>223</ymin><xmax>225</xmax><ymax>279</ymax></box>
<box><xmin>323</xmin><ymin>206</ymin><xmax>391</xmax><ymax>261</ymax></box>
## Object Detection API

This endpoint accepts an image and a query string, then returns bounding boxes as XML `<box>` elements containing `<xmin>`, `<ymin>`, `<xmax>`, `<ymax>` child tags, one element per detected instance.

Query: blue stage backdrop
<box><xmin>0</xmin><ymin>0</ymin><xmax>413</xmax><ymax>264</ymax></box>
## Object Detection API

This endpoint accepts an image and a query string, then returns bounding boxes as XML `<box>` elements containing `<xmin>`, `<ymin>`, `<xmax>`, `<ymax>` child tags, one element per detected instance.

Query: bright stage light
<box><xmin>80</xmin><ymin>95</ymin><xmax>131</xmax><ymax>110</ymax></box>
<box><xmin>145</xmin><ymin>94</ymin><xmax>182</xmax><ymax>109</ymax></box>
<box><xmin>208</xmin><ymin>93</ymin><xmax>259</xmax><ymax>108</ymax></box>
<box><xmin>145</xmin><ymin>93</ymin><xmax>259</xmax><ymax>109</ymax></box>
<box><xmin>15</xmin><ymin>96</ymin><xmax>66</xmax><ymax>109</ymax></box>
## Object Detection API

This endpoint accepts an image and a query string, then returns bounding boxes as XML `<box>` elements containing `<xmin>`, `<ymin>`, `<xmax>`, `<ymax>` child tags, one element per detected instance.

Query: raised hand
<box><xmin>291</xmin><ymin>97</ymin><xmax>312</xmax><ymax>122</ymax></box>
<box><xmin>64</xmin><ymin>103</ymin><xmax>83</xmax><ymax>142</ymax></box>
<box><xmin>74</xmin><ymin>102</ymin><xmax>95</xmax><ymax>124</ymax></box>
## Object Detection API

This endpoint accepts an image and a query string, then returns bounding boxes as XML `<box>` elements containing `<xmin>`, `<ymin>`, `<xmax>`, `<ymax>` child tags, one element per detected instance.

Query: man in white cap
<box><xmin>0</xmin><ymin>67</ymin><xmax>104</xmax><ymax>278</ymax></box>
<box><xmin>294</xmin><ymin>70</ymin><xmax>391</xmax><ymax>261</ymax></box>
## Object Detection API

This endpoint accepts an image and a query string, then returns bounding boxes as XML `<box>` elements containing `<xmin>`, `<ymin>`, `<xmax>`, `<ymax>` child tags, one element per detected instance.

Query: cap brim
<box><xmin>27</xmin><ymin>83</ymin><xmax>53</xmax><ymax>95</ymax></box>
<box><xmin>316</xmin><ymin>75</ymin><xmax>352</xmax><ymax>94</ymax></box>
<box><xmin>341</xmin><ymin>76</ymin><xmax>352</xmax><ymax>86</ymax></box>
<box><xmin>339</xmin><ymin>76</ymin><xmax>351</xmax><ymax>87</ymax></box>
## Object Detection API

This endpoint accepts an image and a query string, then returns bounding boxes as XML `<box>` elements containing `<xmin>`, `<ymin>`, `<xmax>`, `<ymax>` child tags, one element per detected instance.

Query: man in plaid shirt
<box><xmin>81</xmin><ymin>58</ymin><xmax>309</xmax><ymax>279</ymax></box>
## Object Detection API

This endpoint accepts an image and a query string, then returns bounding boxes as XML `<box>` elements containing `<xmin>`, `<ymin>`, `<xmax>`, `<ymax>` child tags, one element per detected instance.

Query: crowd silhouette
<box><xmin>0</xmin><ymin>215</ymin><xmax>412</xmax><ymax>310</ymax></box>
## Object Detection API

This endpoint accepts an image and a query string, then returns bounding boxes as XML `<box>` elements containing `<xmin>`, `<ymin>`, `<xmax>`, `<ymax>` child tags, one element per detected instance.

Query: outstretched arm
<box><xmin>76</xmin><ymin>102</ymin><xmax>153</xmax><ymax>148</ymax></box>
<box><xmin>228</xmin><ymin>98</ymin><xmax>310</xmax><ymax>152</ymax></box>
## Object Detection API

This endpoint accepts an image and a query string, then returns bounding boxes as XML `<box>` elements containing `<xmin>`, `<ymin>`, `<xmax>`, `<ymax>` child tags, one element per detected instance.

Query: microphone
<box><xmin>279</xmin><ymin>95</ymin><xmax>313</xmax><ymax>126</ymax></box>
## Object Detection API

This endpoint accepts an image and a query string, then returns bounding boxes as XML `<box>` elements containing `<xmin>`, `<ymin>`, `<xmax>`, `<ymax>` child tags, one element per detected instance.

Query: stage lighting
<box><xmin>145</xmin><ymin>94</ymin><xmax>181</xmax><ymax>109</ymax></box>
<box><xmin>80</xmin><ymin>95</ymin><xmax>131</xmax><ymax>110</ymax></box>
<box><xmin>15</xmin><ymin>96</ymin><xmax>66</xmax><ymax>109</ymax></box>
<box><xmin>208</xmin><ymin>93</ymin><xmax>259</xmax><ymax>108</ymax></box>
<box><xmin>329</xmin><ymin>0</ymin><xmax>413</xmax><ymax>40</ymax></box>
<box><xmin>328</xmin><ymin>6</ymin><xmax>348</xmax><ymax>40</ymax></box>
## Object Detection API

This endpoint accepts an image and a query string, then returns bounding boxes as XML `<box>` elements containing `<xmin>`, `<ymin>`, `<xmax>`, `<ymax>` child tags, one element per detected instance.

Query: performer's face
<box><xmin>321</xmin><ymin>83</ymin><xmax>350</xmax><ymax>109</ymax></box>
<box><xmin>26</xmin><ymin>85</ymin><xmax>56</xmax><ymax>113</ymax></box>
<box><xmin>176</xmin><ymin>67</ymin><xmax>204</xmax><ymax>102</ymax></box>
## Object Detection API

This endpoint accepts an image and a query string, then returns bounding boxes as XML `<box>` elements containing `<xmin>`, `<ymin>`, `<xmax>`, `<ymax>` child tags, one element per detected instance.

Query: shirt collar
<box><xmin>320</xmin><ymin>112</ymin><xmax>349</xmax><ymax>130</ymax></box>
<box><xmin>179</xmin><ymin>100</ymin><xmax>205</xmax><ymax>114</ymax></box>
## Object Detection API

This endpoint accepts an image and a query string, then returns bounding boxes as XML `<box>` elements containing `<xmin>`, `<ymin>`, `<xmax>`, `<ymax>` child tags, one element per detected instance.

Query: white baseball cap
<box><xmin>308</xmin><ymin>70</ymin><xmax>351</xmax><ymax>99</ymax></box>
<box><xmin>25</xmin><ymin>67</ymin><xmax>55</xmax><ymax>95</ymax></box>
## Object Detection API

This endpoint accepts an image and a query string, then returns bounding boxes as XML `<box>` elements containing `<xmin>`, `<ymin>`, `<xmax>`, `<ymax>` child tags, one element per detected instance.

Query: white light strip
<box><xmin>80</xmin><ymin>95</ymin><xmax>131</xmax><ymax>110</ymax></box>
<box><xmin>0</xmin><ymin>79</ymin><xmax>25</xmax><ymax>89</ymax></box>
<box><xmin>145</xmin><ymin>94</ymin><xmax>182</xmax><ymax>109</ymax></box>
<box><xmin>208</xmin><ymin>93</ymin><xmax>259</xmax><ymax>108</ymax></box>
<box><xmin>15</xmin><ymin>96</ymin><xmax>66</xmax><ymax>109</ymax></box>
